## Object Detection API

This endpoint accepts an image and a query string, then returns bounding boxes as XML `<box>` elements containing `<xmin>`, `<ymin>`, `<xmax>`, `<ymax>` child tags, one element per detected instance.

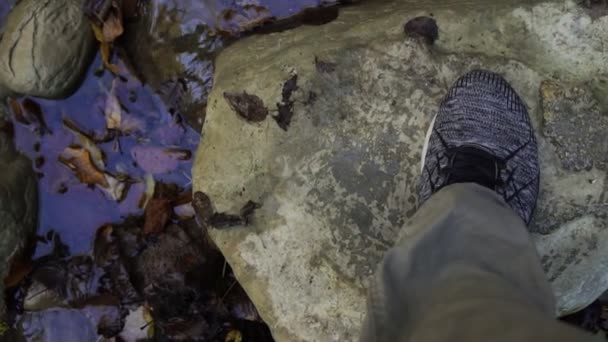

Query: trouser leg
<box><xmin>361</xmin><ymin>183</ymin><xmax>595</xmax><ymax>342</ymax></box>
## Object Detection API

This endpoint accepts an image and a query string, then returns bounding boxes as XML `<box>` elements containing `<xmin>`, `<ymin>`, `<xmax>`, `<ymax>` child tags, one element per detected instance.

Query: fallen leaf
<box><xmin>105</xmin><ymin>79</ymin><xmax>122</xmax><ymax>130</ymax></box>
<box><xmin>226</xmin><ymin>330</ymin><xmax>243</xmax><ymax>342</ymax></box>
<box><xmin>102</xmin><ymin>4</ymin><xmax>124</xmax><ymax>43</ymax></box>
<box><xmin>7</xmin><ymin>97</ymin><xmax>27</xmax><ymax>125</ymax></box>
<box><xmin>92</xmin><ymin>24</ymin><xmax>120</xmax><ymax>74</ymax></box>
<box><xmin>138</xmin><ymin>173</ymin><xmax>156</xmax><ymax>209</ymax></box>
<box><xmin>59</xmin><ymin>146</ymin><xmax>109</xmax><ymax>187</ymax></box>
<box><xmin>63</xmin><ymin>117</ymin><xmax>106</xmax><ymax>170</ymax></box>
<box><xmin>143</xmin><ymin>305</ymin><xmax>155</xmax><ymax>338</ymax></box>
<box><xmin>143</xmin><ymin>197</ymin><xmax>172</xmax><ymax>235</ymax></box>
<box><xmin>23</xmin><ymin>280</ymin><xmax>66</xmax><ymax>311</ymax></box>
<box><xmin>102</xmin><ymin>173</ymin><xmax>128</xmax><ymax>202</ymax></box>
<box><xmin>119</xmin><ymin>307</ymin><xmax>150</xmax><ymax>341</ymax></box>
<box><xmin>273</xmin><ymin>75</ymin><xmax>298</xmax><ymax>131</ymax></box>
<box><xmin>8</xmin><ymin>98</ymin><xmax>52</xmax><ymax>135</ymax></box>
<box><xmin>223</xmin><ymin>92</ymin><xmax>268</xmax><ymax>122</ymax></box>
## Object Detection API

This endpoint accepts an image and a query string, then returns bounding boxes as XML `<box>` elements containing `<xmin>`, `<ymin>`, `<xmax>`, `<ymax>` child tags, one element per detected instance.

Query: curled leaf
<box><xmin>59</xmin><ymin>146</ymin><xmax>109</xmax><ymax>188</ymax></box>
<box><xmin>92</xmin><ymin>24</ymin><xmax>120</xmax><ymax>74</ymax></box>
<box><xmin>105</xmin><ymin>79</ymin><xmax>122</xmax><ymax>130</ymax></box>
<box><xmin>138</xmin><ymin>173</ymin><xmax>156</xmax><ymax>209</ymax></box>
<box><xmin>102</xmin><ymin>4</ymin><xmax>124</xmax><ymax>43</ymax></box>
<box><xmin>8</xmin><ymin>97</ymin><xmax>52</xmax><ymax>134</ymax></box>
<box><xmin>63</xmin><ymin>117</ymin><xmax>106</xmax><ymax>170</ymax></box>
<box><xmin>102</xmin><ymin>173</ymin><xmax>128</xmax><ymax>202</ymax></box>
<box><xmin>143</xmin><ymin>197</ymin><xmax>172</xmax><ymax>235</ymax></box>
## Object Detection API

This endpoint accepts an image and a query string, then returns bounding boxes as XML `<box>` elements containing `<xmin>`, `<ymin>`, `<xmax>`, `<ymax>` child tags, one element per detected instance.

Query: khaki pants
<box><xmin>361</xmin><ymin>183</ymin><xmax>598</xmax><ymax>341</ymax></box>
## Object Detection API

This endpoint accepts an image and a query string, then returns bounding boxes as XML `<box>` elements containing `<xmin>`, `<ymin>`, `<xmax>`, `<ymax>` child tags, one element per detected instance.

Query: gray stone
<box><xmin>193</xmin><ymin>0</ymin><xmax>608</xmax><ymax>340</ymax></box>
<box><xmin>0</xmin><ymin>0</ymin><xmax>96</xmax><ymax>99</ymax></box>
<box><xmin>0</xmin><ymin>105</ymin><xmax>38</xmax><ymax>320</ymax></box>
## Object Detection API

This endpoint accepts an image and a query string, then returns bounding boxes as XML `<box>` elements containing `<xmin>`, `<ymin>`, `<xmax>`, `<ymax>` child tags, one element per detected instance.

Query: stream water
<box><xmin>0</xmin><ymin>0</ymin><xmax>340</xmax><ymax>340</ymax></box>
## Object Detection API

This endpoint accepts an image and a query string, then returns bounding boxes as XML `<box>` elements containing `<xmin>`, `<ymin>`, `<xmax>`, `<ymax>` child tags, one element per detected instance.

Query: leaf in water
<box><xmin>23</xmin><ymin>280</ymin><xmax>67</xmax><ymax>311</ymax></box>
<box><xmin>105</xmin><ymin>79</ymin><xmax>122</xmax><ymax>130</ymax></box>
<box><xmin>226</xmin><ymin>330</ymin><xmax>243</xmax><ymax>342</ymax></box>
<box><xmin>223</xmin><ymin>92</ymin><xmax>268</xmax><ymax>122</ymax></box>
<box><xmin>102</xmin><ymin>1</ymin><xmax>124</xmax><ymax>43</ymax></box>
<box><xmin>21</xmin><ymin>99</ymin><xmax>51</xmax><ymax>134</ymax></box>
<box><xmin>143</xmin><ymin>305</ymin><xmax>155</xmax><ymax>338</ymax></box>
<box><xmin>118</xmin><ymin>307</ymin><xmax>150</xmax><ymax>341</ymax></box>
<box><xmin>138</xmin><ymin>173</ymin><xmax>156</xmax><ymax>209</ymax></box>
<box><xmin>143</xmin><ymin>197</ymin><xmax>172</xmax><ymax>235</ymax></box>
<box><xmin>92</xmin><ymin>24</ymin><xmax>120</xmax><ymax>74</ymax></box>
<box><xmin>59</xmin><ymin>146</ymin><xmax>109</xmax><ymax>188</ymax></box>
<box><xmin>7</xmin><ymin>97</ymin><xmax>28</xmax><ymax>125</ymax></box>
<box><xmin>8</xmin><ymin>98</ymin><xmax>52</xmax><ymax>135</ymax></box>
<box><xmin>63</xmin><ymin>117</ymin><xmax>106</xmax><ymax>170</ymax></box>
<box><xmin>102</xmin><ymin>173</ymin><xmax>128</xmax><ymax>202</ymax></box>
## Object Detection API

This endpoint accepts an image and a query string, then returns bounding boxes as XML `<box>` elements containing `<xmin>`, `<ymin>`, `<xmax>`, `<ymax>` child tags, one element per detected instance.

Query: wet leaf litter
<box><xmin>0</xmin><ymin>0</ymin><xmax>351</xmax><ymax>340</ymax></box>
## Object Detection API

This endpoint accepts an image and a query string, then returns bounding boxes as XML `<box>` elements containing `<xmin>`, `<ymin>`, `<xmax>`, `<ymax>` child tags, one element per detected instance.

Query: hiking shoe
<box><xmin>419</xmin><ymin>70</ymin><xmax>539</xmax><ymax>224</ymax></box>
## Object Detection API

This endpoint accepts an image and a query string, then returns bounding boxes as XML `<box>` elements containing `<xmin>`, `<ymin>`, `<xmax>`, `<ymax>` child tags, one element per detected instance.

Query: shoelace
<box><xmin>442</xmin><ymin>145</ymin><xmax>504</xmax><ymax>190</ymax></box>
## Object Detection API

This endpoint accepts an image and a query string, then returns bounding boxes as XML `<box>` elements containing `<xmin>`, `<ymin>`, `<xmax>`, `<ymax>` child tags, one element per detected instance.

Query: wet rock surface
<box><xmin>193</xmin><ymin>0</ymin><xmax>608</xmax><ymax>340</ymax></box>
<box><xmin>0</xmin><ymin>0</ymin><xmax>96</xmax><ymax>99</ymax></box>
<box><xmin>0</xmin><ymin>108</ymin><xmax>38</xmax><ymax>321</ymax></box>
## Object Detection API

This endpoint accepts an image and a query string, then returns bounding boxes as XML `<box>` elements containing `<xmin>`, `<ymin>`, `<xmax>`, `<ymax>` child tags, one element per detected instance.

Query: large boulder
<box><xmin>0</xmin><ymin>0</ymin><xmax>96</xmax><ymax>99</ymax></box>
<box><xmin>193</xmin><ymin>0</ymin><xmax>608</xmax><ymax>340</ymax></box>
<box><xmin>0</xmin><ymin>105</ymin><xmax>38</xmax><ymax>321</ymax></box>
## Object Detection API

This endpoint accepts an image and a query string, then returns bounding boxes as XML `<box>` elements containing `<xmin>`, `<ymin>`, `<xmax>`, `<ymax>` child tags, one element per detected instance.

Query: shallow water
<box><xmin>0</xmin><ymin>0</ymin><xmax>342</xmax><ymax>340</ymax></box>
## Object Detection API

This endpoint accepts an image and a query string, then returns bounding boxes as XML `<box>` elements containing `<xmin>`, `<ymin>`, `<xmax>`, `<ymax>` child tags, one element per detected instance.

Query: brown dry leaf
<box><xmin>7</xmin><ymin>97</ymin><xmax>27</xmax><ymax>125</ymax></box>
<box><xmin>59</xmin><ymin>146</ymin><xmax>109</xmax><ymax>188</ymax></box>
<box><xmin>105</xmin><ymin>79</ymin><xmax>122</xmax><ymax>130</ymax></box>
<box><xmin>102</xmin><ymin>173</ymin><xmax>128</xmax><ymax>202</ymax></box>
<box><xmin>92</xmin><ymin>24</ymin><xmax>120</xmax><ymax>74</ymax></box>
<box><xmin>8</xmin><ymin>98</ymin><xmax>52</xmax><ymax>134</ymax></box>
<box><xmin>102</xmin><ymin>5</ymin><xmax>124</xmax><ymax>43</ymax></box>
<box><xmin>63</xmin><ymin>117</ymin><xmax>106</xmax><ymax>170</ymax></box>
<box><xmin>22</xmin><ymin>98</ymin><xmax>52</xmax><ymax>135</ymax></box>
<box><xmin>143</xmin><ymin>197</ymin><xmax>172</xmax><ymax>235</ymax></box>
<box><xmin>138</xmin><ymin>173</ymin><xmax>156</xmax><ymax>209</ymax></box>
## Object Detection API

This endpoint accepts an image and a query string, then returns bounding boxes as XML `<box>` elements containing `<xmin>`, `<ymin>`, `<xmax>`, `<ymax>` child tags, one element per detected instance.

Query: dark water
<box><xmin>0</xmin><ymin>0</ymin><xmax>341</xmax><ymax>340</ymax></box>
<box><xmin>4</xmin><ymin>0</ymin><xmax>340</xmax><ymax>263</ymax></box>
<box><xmin>13</xmin><ymin>55</ymin><xmax>200</xmax><ymax>257</ymax></box>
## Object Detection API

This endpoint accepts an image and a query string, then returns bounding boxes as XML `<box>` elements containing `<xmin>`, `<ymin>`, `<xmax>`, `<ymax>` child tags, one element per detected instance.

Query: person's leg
<box><xmin>361</xmin><ymin>70</ymin><xmax>596</xmax><ymax>341</ymax></box>
<box><xmin>361</xmin><ymin>183</ymin><xmax>594</xmax><ymax>341</ymax></box>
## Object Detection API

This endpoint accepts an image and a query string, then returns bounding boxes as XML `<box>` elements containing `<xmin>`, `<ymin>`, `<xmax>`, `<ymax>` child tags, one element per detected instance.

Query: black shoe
<box><xmin>420</xmin><ymin>70</ymin><xmax>539</xmax><ymax>224</ymax></box>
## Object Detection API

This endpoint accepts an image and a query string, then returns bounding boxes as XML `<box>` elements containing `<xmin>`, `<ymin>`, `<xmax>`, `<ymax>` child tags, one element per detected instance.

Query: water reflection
<box><xmin>12</xmin><ymin>55</ymin><xmax>199</xmax><ymax>256</ymax></box>
<box><xmin>1</xmin><ymin>0</ymin><xmax>341</xmax><ymax>339</ymax></box>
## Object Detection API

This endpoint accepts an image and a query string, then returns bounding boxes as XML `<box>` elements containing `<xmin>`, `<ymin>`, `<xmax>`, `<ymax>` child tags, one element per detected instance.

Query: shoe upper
<box><xmin>419</xmin><ymin>70</ymin><xmax>539</xmax><ymax>224</ymax></box>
